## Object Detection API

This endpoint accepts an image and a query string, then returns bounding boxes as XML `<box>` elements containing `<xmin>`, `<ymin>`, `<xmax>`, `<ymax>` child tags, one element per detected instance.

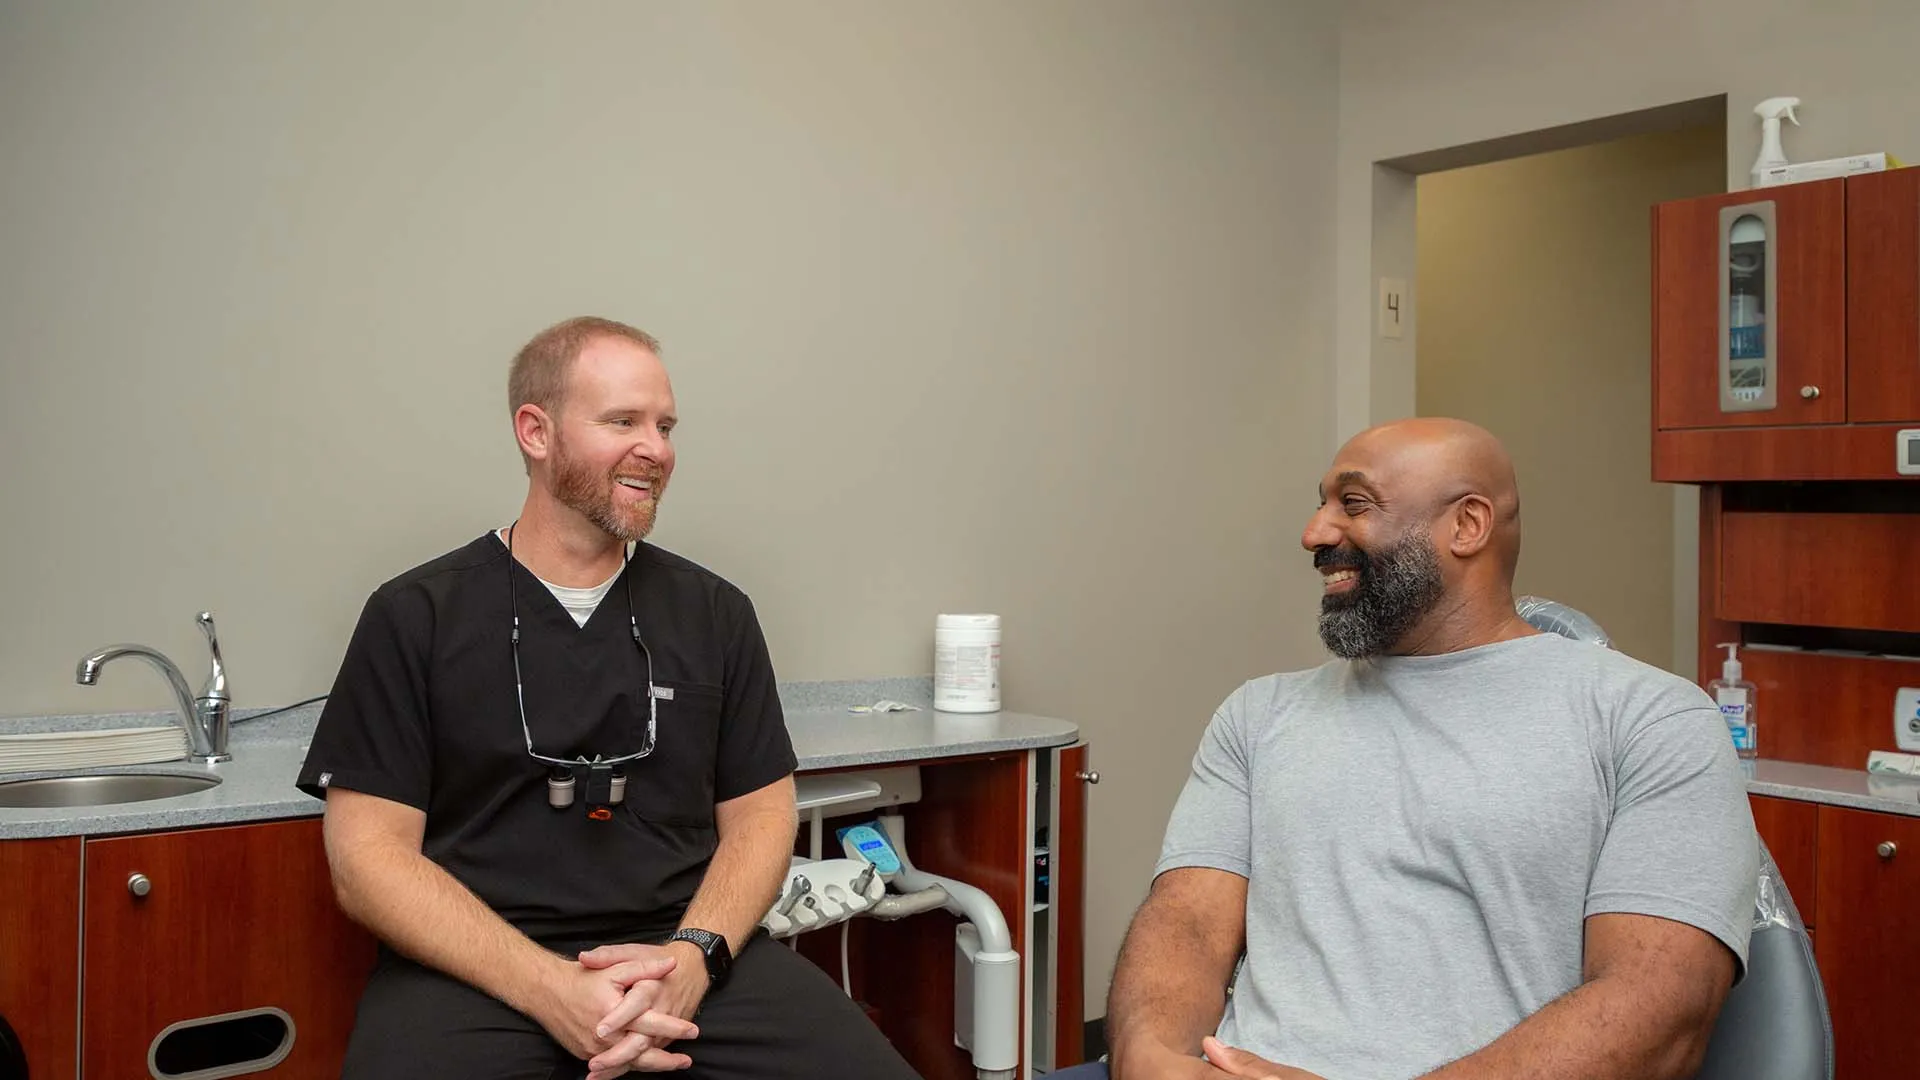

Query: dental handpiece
<box><xmin>776</xmin><ymin>874</ymin><xmax>811</xmax><ymax>916</ymax></box>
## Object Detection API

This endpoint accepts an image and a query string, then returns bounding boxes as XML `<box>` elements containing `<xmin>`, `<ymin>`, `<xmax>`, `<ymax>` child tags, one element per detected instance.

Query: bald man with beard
<box><xmin>1087</xmin><ymin>419</ymin><xmax>1759</xmax><ymax>1080</ymax></box>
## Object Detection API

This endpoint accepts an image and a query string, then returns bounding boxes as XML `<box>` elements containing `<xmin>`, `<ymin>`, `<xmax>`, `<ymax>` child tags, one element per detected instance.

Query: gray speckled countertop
<box><xmin>1746</xmin><ymin>758</ymin><xmax>1920</xmax><ymax>819</ymax></box>
<box><xmin>0</xmin><ymin>679</ymin><xmax>1079</xmax><ymax>840</ymax></box>
<box><xmin>781</xmin><ymin>707</ymin><xmax>1077</xmax><ymax>770</ymax></box>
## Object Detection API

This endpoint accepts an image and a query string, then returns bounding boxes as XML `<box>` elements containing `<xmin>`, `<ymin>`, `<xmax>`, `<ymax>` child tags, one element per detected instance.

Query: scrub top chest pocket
<box><xmin>622</xmin><ymin>681</ymin><xmax>723</xmax><ymax>827</ymax></box>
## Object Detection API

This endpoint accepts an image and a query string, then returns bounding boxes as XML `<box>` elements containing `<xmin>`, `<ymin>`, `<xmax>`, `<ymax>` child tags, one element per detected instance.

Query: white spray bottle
<box><xmin>1710</xmin><ymin>642</ymin><xmax>1759</xmax><ymax>760</ymax></box>
<box><xmin>1751</xmin><ymin>96</ymin><xmax>1801</xmax><ymax>187</ymax></box>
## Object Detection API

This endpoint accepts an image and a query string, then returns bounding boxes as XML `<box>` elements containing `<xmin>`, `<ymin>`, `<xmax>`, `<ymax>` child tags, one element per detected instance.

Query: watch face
<box><xmin>675</xmin><ymin>929</ymin><xmax>729</xmax><ymax>980</ymax></box>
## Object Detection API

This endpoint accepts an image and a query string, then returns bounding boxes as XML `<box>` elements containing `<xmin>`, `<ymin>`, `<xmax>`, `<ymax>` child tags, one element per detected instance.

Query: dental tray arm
<box><xmin>867</xmin><ymin>884</ymin><xmax>951</xmax><ymax>920</ymax></box>
<box><xmin>878</xmin><ymin>812</ymin><xmax>1019</xmax><ymax>1079</ymax></box>
<box><xmin>877</xmin><ymin>813</ymin><xmax>1012</xmax><ymax>953</ymax></box>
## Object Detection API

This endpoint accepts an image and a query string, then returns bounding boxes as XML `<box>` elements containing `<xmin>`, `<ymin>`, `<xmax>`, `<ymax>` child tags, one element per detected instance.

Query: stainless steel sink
<box><xmin>0</xmin><ymin>773</ymin><xmax>221</xmax><ymax>808</ymax></box>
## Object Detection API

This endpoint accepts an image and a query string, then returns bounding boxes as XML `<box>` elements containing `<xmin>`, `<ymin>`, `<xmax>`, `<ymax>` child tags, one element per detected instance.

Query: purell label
<box><xmin>1719</xmin><ymin>689</ymin><xmax>1753</xmax><ymax>750</ymax></box>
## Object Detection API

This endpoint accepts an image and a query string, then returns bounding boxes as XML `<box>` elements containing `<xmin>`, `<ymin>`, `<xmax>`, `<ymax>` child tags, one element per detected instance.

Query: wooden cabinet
<box><xmin>1748</xmin><ymin>794</ymin><xmax>1818</xmax><ymax>928</ymax></box>
<box><xmin>1651</xmin><ymin>170</ymin><xmax>1920</xmax><ymax>481</ymax></box>
<box><xmin>0</xmin><ymin>820</ymin><xmax>375</xmax><ymax>1080</ymax></box>
<box><xmin>1717</xmin><ymin>511</ymin><xmax>1920</xmax><ymax>634</ymax></box>
<box><xmin>792</xmin><ymin>743</ymin><xmax>1091</xmax><ymax>1080</ymax></box>
<box><xmin>81</xmin><ymin>819</ymin><xmax>376</xmax><ymax>1079</ymax></box>
<box><xmin>1813</xmin><ymin>805</ymin><xmax>1920</xmax><ymax>1080</ymax></box>
<box><xmin>1</xmin><ymin>743</ymin><xmax>1082</xmax><ymax>1079</ymax></box>
<box><xmin>1846</xmin><ymin>166</ymin><xmax>1920</xmax><ymax>422</ymax></box>
<box><xmin>1738</xmin><ymin>650</ymin><xmax>1920</xmax><ymax>772</ymax></box>
<box><xmin>1049</xmin><ymin>743</ymin><xmax>1090</xmax><ymax>1068</ymax></box>
<box><xmin>1748</xmin><ymin>794</ymin><xmax>1920</xmax><ymax>1080</ymax></box>
<box><xmin>1654</xmin><ymin>179</ymin><xmax>1847</xmax><ymax>431</ymax></box>
<box><xmin>0</xmin><ymin>837</ymin><xmax>81</xmax><ymax>1080</ymax></box>
<box><xmin>1662</xmin><ymin>170</ymin><xmax>1920</xmax><ymax>1080</ymax></box>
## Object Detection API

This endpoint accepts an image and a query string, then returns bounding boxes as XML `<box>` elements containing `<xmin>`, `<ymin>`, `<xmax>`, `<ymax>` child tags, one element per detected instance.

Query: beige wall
<box><xmin>1415</xmin><ymin>126</ymin><xmax>1724</xmax><ymax>667</ymax></box>
<box><xmin>0</xmin><ymin>1</ymin><xmax>1341</xmax><ymax>1015</ymax></box>
<box><xmin>1337</xmin><ymin>0</ymin><xmax>1920</xmax><ymax>677</ymax></box>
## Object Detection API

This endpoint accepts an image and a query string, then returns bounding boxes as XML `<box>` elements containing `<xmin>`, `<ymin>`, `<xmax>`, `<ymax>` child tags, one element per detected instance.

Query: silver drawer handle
<box><xmin>1076</xmin><ymin>770</ymin><xmax>1099</xmax><ymax>784</ymax></box>
<box><xmin>128</xmin><ymin>872</ymin><xmax>152</xmax><ymax>897</ymax></box>
<box><xmin>1877</xmin><ymin>841</ymin><xmax>1898</xmax><ymax>860</ymax></box>
<box><xmin>1801</xmin><ymin>385</ymin><xmax>1821</xmax><ymax>400</ymax></box>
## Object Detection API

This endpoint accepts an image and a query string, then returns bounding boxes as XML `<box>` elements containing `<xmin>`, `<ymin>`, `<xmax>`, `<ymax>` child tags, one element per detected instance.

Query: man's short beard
<box><xmin>1316</xmin><ymin>529</ymin><xmax>1445</xmax><ymax>659</ymax></box>
<box><xmin>551</xmin><ymin>432</ymin><xmax>660</xmax><ymax>542</ymax></box>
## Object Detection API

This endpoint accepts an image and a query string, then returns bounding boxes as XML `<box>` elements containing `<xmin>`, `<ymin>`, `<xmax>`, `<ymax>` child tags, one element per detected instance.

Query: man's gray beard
<box><xmin>1317</xmin><ymin>531</ymin><xmax>1445</xmax><ymax>659</ymax></box>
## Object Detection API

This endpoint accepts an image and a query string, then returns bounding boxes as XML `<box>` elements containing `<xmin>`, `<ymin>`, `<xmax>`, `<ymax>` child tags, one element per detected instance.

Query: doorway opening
<box><xmin>1370</xmin><ymin>96</ymin><xmax>1728</xmax><ymax>677</ymax></box>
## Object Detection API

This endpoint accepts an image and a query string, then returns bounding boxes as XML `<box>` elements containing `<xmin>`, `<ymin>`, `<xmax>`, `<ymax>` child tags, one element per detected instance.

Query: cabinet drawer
<box><xmin>1718</xmin><ymin>511</ymin><xmax>1920</xmax><ymax>632</ymax></box>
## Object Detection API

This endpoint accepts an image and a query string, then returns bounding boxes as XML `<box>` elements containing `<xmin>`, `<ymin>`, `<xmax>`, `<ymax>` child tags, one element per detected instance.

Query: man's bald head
<box><xmin>1304</xmin><ymin>417</ymin><xmax>1527</xmax><ymax>657</ymax></box>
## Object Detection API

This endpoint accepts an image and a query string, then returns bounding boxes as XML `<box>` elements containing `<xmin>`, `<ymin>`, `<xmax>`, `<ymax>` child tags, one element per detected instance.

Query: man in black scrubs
<box><xmin>298</xmin><ymin>317</ymin><xmax>921</xmax><ymax>1079</ymax></box>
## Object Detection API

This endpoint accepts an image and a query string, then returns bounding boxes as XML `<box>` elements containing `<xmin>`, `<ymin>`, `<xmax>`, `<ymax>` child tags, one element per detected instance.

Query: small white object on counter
<box><xmin>1867</xmin><ymin>750</ymin><xmax>1920</xmax><ymax>777</ymax></box>
<box><xmin>847</xmin><ymin>700</ymin><xmax>921</xmax><ymax>714</ymax></box>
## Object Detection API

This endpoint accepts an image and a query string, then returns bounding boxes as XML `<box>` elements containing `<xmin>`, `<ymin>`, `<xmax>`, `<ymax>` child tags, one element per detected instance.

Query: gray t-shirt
<box><xmin>1156</xmin><ymin>633</ymin><xmax>1758</xmax><ymax>1080</ymax></box>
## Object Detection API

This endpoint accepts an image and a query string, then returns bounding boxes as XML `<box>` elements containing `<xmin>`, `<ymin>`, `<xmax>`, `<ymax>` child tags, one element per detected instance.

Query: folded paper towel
<box><xmin>1866</xmin><ymin>750</ymin><xmax>1920</xmax><ymax>777</ymax></box>
<box><xmin>847</xmin><ymin>700</ymin><xmax>922</xmax><ymax>714</ymax></box>
<box><xmin>0</xmin><ymin>726</ymin><xmax>189</xmax><ymax>774</ymax></box>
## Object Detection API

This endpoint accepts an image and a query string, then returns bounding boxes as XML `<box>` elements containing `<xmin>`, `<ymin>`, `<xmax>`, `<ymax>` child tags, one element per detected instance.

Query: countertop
<box><xmin>1746</xmin><ymin>758</ymin><xmax>1920</xmax><ymax>819</ymax></box>
<box><xmin>10</xmin><ymin>687</ymin><xmax>1914</xmax><ymax>841</ymax></box>
<box><xmin>0</xmin><ymin>692</ymin><xmax>1080</xmax><ymax>840</ymax></box>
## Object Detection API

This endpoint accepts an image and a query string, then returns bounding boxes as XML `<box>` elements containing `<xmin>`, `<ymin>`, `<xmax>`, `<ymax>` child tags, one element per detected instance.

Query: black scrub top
<box><xmin>297</xmin><ymin>533</ymin><xmax>797</xmax><ymax>948</ymax></box>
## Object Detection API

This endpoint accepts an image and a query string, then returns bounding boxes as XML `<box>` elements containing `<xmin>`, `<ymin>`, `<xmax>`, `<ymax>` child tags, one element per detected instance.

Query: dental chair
<box><xmin>1516</xmin><ymin>597</ymin><xmax>1833</xmax><ymax>1080</ymax></box>
<box><xmin>1059</xmin><ymin>600</ymin><xmax>1835</xmax><ymax>1080</ymax></box>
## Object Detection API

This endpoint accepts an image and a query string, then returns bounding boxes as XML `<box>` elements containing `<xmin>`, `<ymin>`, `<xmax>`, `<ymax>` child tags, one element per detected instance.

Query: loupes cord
<box><xmin>234</xmin><ymin>694</ymin><xmax>329</xmax><ymax>724</ymax></box>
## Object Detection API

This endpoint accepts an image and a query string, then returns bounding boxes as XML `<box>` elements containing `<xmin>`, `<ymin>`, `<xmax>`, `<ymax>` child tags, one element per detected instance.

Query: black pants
<box><xmin>340</xmin><ymin>934</ymin><xmax>922</xmax><ymax>1079</ymax></box>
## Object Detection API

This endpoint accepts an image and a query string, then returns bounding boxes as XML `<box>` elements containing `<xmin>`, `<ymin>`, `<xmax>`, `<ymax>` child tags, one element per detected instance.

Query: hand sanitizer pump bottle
<box><xmin>1711</xmin><ymin>643</ymin><xmax>1759</xmax><ymax>759</ymax></box>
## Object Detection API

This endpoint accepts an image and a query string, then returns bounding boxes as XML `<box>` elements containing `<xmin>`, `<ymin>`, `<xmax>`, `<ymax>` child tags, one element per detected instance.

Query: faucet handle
<box><xmin>195</xmin><ymin>611</ymin><xmax>229</xmax><ymax>702</ymax></box>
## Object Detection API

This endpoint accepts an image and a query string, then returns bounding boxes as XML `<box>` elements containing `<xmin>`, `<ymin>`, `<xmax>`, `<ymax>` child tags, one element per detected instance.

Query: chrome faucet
<box><xmin>76</xmin><ymin>611</ymin><xmax>232</xmax><ymax>764</ymax></box>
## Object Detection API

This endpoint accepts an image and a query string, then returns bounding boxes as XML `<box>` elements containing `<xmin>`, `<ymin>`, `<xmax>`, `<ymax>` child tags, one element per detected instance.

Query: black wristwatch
<box><xmin>667</xmin><ymin>928</ymin><xmax>732</xmax><ymax>988</ymax></box>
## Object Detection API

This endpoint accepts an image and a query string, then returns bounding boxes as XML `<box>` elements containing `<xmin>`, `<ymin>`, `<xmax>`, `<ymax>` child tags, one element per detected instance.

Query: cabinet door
<box><xmin>0</xmin><ymin>837</ymin><xmax>81</xmax><ymax>1080</ymax></box>
<box><xmin>1813</xmin><ymin>806</ymin><xmax>1920</xmax><ymax>1080</ymax></box>
<box><xmin>1654</xmin><ymin>179</ymin><xmax>1846</xmax><ymax>429</ymax></box>
<box><xmin>1748</xmin><ymin>795</ymin><xmax>1818</xmax><ymax>928</ymax></box>
<box><xmin>1051</xmin><ymin>743</ymin><xmax>1091</xmax><ymax>1069</ymax></box>
<box><xmin>1846</xmin><ymin>166</ymin><xmax>1920</xmax><ymax>422</ymax></box>
<box><xmin>81</xmin><ymin>818</ymin><xmax>377</xmax><ymax>1079</ymax></box>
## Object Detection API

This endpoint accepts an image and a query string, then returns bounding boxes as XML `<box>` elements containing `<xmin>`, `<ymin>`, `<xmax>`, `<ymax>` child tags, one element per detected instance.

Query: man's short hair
<box><xmin>507</xmin><ymin>316</ymin><xmax>661</xmax><ymax>470</ymax></box>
